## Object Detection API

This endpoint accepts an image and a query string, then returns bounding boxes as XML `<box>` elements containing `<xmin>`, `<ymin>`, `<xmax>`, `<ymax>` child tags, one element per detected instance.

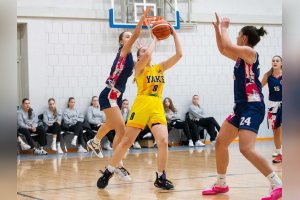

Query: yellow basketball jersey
<box><xmin>135</xmin><ymin>64</ymin><xmax>165</xmax><ymax>98</ymax></box>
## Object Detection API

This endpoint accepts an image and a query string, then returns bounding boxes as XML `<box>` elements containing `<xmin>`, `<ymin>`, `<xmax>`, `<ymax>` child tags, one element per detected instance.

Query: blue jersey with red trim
<box><xmin>268</xmin><ymin>75</ymin><xmax>282</xmax><ymax>101</ymax></box>
<box><xmin>105</xmin><ymin>47</ymin><xmax>134</xmax><ymax>93</ymax></box>
<box><xmin>233</xmin><ymin>53</ymin><xmax>264</xmax><ymax>103</ymax></box>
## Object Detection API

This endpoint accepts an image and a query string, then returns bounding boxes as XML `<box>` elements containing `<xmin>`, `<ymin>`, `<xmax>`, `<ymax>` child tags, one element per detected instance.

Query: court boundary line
<box><xmin>17</xmin><ymin>192</ymin><xmax>43</xmax><ymax>200</ymax></box>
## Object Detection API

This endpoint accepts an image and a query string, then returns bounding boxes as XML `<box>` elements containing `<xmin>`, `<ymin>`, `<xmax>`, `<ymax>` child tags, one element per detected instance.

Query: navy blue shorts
<box><xmin>226</xmin><ymin>102</ymin><xmax>265</xmax><ymax>134</ymax></box>
<box><xmin>99</xmin><ymin>87</ymin><xmax>123</xmax><ymax>111</ymax></box>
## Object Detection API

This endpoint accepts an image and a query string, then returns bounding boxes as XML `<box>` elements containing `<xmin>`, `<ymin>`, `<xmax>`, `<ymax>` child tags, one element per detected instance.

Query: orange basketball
<box><xmin>152</xmin><ymin>20</ymin><xmax>172</xmax><ymax>40</ymax></box>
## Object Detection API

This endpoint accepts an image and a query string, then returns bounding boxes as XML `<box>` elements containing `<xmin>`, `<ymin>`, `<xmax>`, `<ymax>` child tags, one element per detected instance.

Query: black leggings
<box><xmin>105</xmin><ymin>130</ymin><xmax>116</xmax><ymax>144</ymax></box>
<box><xmin>168</xmin><ymin>120</ymin><xmax>192</xmax><ymax>140</ymax></box>
<box><xmin>46</xmin><ymin>122</ymin><xmax>61</xmax><ymax>142</ymax></box>
<box><xmin>187</xmin><ymin>121</ymin><xmax>204</xmax><ymax>141</ymax></box>
<box><xmin>138</xmin><ymin>125</ymin><xmax>153</xmax><ymax>140</ymax></box>
<box><xmin>84</xmin><ymin>124</ymin><xmax>98</xmax><ymax>142</ymax></box>
<box><xmin>194</xmin><ymin>117</ymin><xmax>220</xmax><ymax>141</ymax></box>
<box><xmin>90</xmin><ymin>124</ymin><xmax>100</xmax><ymax>132</ymax></box>
<box><xmin>89</xmin><ymin>124</ymin><xmax>116</xmax><ymax>143</ymax></box>
<box><xmin>18</xmin><ymin>126</ymin><xmax>47</xmax><ymax>149</ymax></box>
<box><xmin>66</xmin><ymin>121</ymin><xmax>84</xmax><ymax>145</ymax></box>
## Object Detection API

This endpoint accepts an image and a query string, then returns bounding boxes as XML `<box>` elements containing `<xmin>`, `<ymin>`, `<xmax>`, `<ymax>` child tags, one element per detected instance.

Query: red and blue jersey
<box><xmin>268</xmin><ymin>75</ymin><xmax>282</xmax><ymax>101</ymax></box>
<box><xmin>105</xmin><ymin>47</ymin><xmax>134</xmax><ymax>93</ymax></box>
<box><xmin>233</xmin><ymin>53</ymin><xmax>264</xmax><ymax>103</ymax></box>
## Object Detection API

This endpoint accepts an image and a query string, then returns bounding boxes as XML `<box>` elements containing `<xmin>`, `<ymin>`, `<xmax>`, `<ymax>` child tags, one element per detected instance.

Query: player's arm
<box><xmin>160</xmin><ymin>27</ymin><xmax>183</xmax><ymax>71</ymax></box>
<box><xmin>120</xmin><ymin>8</ymin><xmax>150</xmax><ymax>57</ymax></box>
<box><xmin>261</xmin><ymin>73</ymin><xmax>268</xmax><ymax>88</ymax></box>
<box><xmin>220</xmin><ymin>17</ymin><xmax>256</xmax><ymax>64</ymax></box>
<box><xmin>134</xmin><ymin>36</ymin><xmax>159</xmax><ymax>76</ymax></box>
<box><xmin>213</xmin><ymin>13</ymin><xmax>237</xmax><ymax>61</ymax></box>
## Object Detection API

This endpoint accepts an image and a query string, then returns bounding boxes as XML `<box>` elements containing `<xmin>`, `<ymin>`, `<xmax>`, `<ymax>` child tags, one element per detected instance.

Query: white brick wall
<box><xmin>18</xmin><ymin>15</ymin><xmax>281</xmax><ymax>138</ymax></box>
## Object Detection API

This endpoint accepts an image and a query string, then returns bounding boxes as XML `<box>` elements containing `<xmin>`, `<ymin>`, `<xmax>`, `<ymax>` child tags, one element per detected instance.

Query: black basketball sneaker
<box><xmin>97</xmin><ymin>168</ymin><xmax>114</xmax><ymax>189</ymax></box>
<box><xmin>154</xmin><ymin>171</ymin><xmax>174</xmax><ymax>190</ymax></box>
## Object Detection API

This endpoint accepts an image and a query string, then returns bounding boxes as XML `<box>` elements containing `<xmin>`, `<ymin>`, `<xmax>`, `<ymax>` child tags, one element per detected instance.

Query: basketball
<box><xmin>152</xmin><ymin>20</ymin><xmax>172</xmax><ymax>40</ymax></box>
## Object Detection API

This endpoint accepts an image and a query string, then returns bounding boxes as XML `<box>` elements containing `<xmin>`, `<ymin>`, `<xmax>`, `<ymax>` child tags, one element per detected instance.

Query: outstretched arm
<box><xmin>134</xmin><ymin>35</ymin><xmax>159</xmax><ymax>76</ymax></box>
<box><xmin>160</xmin><ymin>26</ymin><xmax>183</xmax><ymax>71</ymax></box>
<box><xmin>120</xmin><ymin>8</ymin><xmax>150</xmax><ymax>57</ymax></box>
<box><xmin>220</xmin><ymin>17</ymin><xmax>256</xmax><ymax>64</ymax></box>
<box><xmin>213</xmin><ymin>13</ymin><xmax>237</xmax><ymax>61</ymax></box>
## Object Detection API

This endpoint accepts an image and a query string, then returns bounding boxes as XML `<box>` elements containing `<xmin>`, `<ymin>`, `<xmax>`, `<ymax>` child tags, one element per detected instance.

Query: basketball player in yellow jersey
<box><xmin>97</xmin><ymin>27</ymin><xmax>182</xmax><ymax>190</ymax></box>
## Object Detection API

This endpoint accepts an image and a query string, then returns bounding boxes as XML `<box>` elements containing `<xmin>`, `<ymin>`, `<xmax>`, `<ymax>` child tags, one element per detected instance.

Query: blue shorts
<box><xmin>99</xmin><ymin>87</ymin><xmax>123</xmax><ymax>111</ymax></box>
<box><xmin>226</xmin><ymin>102</ymin><xmax>265</xmax><ymax>134</ymax></box>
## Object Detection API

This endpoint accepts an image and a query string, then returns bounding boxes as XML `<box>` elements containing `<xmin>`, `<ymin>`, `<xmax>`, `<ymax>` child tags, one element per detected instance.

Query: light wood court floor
<box><xmin>17</xmin><ymin>141</ymin><xmax>282</xmax><ymax>200</ymax></box>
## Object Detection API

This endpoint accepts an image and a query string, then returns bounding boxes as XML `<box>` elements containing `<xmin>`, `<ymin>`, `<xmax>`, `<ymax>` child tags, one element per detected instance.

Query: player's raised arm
<box><xmin>220</xmin><ymin>17</ymin><xmax>266</xmax><ymax>64</ymax></box>
<box><xmin>213</xmin><ymin>13</ymin><xmax>237</xmax><ymax>61</ymax></box>
<box><xmin>120</xmin><ymin>7</ymin><xmax>150</xmax><ymax>57</ymax></box>
<box><xmin>160</xmin><ymin>26</ymin><xmax>183</xmax><ymax>71</ymax></box>
<box><xmin>134</xmin><ymin>33</ymin><xmax>159</xmax><ymax>76</ymax></box>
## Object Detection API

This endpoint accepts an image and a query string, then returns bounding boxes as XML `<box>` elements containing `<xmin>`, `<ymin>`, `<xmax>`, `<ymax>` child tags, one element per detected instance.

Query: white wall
<box><xmin>179</xmin><ymin>0</ymin><xmax>282</xmax><ymax>24</ymax></box>
<box><xmin>17</xmin><ymin>0</ymin><xmax>282</xmax><ymax>137</ymax></box>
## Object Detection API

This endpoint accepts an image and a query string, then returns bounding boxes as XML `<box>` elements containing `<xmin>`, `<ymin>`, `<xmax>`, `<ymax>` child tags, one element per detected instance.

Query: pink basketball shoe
<box><xmin>261</xmin><ymin>187</ymin><xmax>282</xmax><ymax>200</ymax></box>
<box><xmin>202</xmin><ymin>184</ymin><xmax>229</xmax><ymax>195</ymax></box>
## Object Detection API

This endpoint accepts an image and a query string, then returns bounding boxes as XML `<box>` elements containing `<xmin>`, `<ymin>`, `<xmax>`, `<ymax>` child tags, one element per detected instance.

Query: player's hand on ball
<box><xmin>151</xmin><ymin>30</ymin><xmax>158</xmax><ymax>41</ymax></box>
<box><xmin>169</xmin><ymin>24</ymin><xmax>175</xmax><ymax>36</ymax></box>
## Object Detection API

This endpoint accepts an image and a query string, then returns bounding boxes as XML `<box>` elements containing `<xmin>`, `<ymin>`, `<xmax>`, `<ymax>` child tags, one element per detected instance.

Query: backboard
<box><xmin>109</xmin><ymin>0</ymin><xmax>180</xmax><ymax>29</ymax></box>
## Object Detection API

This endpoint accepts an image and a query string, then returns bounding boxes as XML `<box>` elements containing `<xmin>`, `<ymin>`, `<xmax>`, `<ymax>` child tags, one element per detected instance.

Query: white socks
<box><xmin>216</xmin><ymin>174</ymin><xmax>227</xmax><ymax>187</ymax></box>
<box><xmin>107</xmin><ymin>165</ymin><xmax>115</xmax><ymax>173</ymax></box>
<box><xmin>266</xmin><ymin>172</ymin><xmax>282</xmax><ymax>187</ymax></box>
<box><xmin>93</xmin><ymin>137</ymin><xmax>101</xmax><ymax>144</ymax></box>
<box><xmin>18</xmin><ymin>137</ymin><xmax>23</xmax><ymax>143</ymax></box>
<box><xmin>275</xmin><ymin>148</ymin><xmax>282</xmax><ymax>155</ymax></box>
<box><xmin>117</xmin><ymin>160</ymin><xmax>124</xmax><ymax>168</ymax></box>
<box><xmin>52</xmin><ymin>137</ymin><xmax>57</xmax><ymax>144</ymax></box>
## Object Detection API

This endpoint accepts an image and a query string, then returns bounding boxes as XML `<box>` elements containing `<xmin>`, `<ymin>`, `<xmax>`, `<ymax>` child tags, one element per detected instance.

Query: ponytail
<box><xmin>265</xmin><ymin>67</ymin><xmax>273</xmax><ymax>78</ymax></box>
<box><xmin>257</xmin><ymin>26</ymin><xmax>267</xmax><ymax>37</ymax></box>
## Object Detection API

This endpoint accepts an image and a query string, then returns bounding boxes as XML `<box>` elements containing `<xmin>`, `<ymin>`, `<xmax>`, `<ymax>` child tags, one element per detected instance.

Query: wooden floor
<box><xmin>17</xmin><ymin>142</ymin><xmax>282</xmax><ymax>200</ymax></box>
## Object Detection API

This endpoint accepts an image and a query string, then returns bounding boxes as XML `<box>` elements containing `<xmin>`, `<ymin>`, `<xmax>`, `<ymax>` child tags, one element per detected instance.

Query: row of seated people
<box><xmin>17</xmin><ymin>94</ymin><xmax>220</xmax><ymax>155</ymax></box>
<box><xmin>17</xmin><ymin>96</ymin><xmax>150</xmax><ymax>155</ymax></box>
<box><xmin>17</xmin><ymin>96</ymin><xmax>108</xmax><ymax>155</ymax></box>
<box><xmin>163</xmin><ymin>95</ymin><xmax>220</xmax><ymax>147</ymax></box>
<box><xmin>122</xmin><ymin>94</ymin><xmax>221</xmax><ymax>148</ymax></box>
<box><xmin>102</xmin><ymin>94</ymin><xmax>221</xmax><ymax>148</ymax></box>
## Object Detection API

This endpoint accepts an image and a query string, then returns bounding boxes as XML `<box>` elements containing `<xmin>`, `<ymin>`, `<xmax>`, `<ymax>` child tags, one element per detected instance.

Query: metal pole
<box><xmin>188</xmin><ymin>0</ymin><xmax>191</xmax><ymax>23</ymax></box>
<box><xmin>122</xmin><ymin>0</ymin><xmax>127</xmax><ymax>23</ymax></box>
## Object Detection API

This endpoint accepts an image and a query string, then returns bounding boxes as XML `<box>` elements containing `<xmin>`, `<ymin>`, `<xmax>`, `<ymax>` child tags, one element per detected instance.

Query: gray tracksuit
<box><xmin>17</xmin><ymin>109</ymin><xmax>38</xmax><ymax>129</ymax></box>
<box><xmin>62</xmin><ymin>108</ymin><xmax>84</xmax><ymax>126</ymax></box>
<box><xmin>165</xmin><ymin>110</ymin><xmax>181</xmax><ymax>123</ymax></box>
<box><xmin>189</xmin><ymin>104</ymin><xmax>206</xmax><ymax>120</ymax></box>
<box><xmin>43</xmin><ymin>108</ymin><xmax>62</xmax><ymax>126</ymax></box>
<box><xmin>86</xmin><ymin>106</ymin><xmax>106</xmax><ymax>125</ymax></box>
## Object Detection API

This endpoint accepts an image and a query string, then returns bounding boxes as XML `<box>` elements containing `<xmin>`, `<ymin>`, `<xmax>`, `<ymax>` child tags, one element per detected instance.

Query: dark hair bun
<box><xmin>257</xmin><ymin>27</ymin><xmax>267</xmax><ymax>37</ymax></box>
